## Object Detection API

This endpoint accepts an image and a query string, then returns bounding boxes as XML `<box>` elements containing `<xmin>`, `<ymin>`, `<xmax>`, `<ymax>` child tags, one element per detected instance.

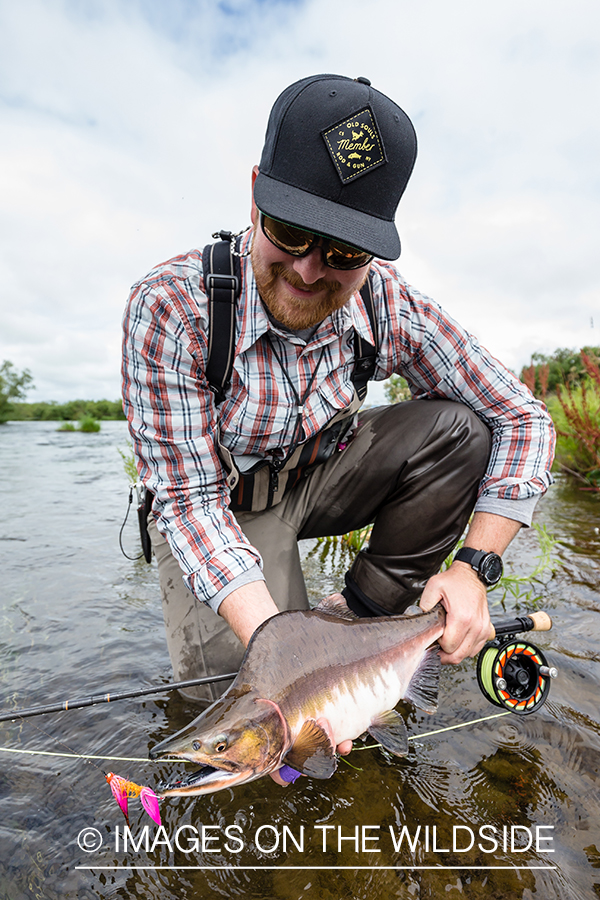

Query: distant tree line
<box><xmin>0</xmin><ymin>358</ymin><xmax>125</xmax><ymax>423</ymax></box>
<box><xmin>1</xmin><ymin>348</ymin><xmax>598</xmax><ymax>489</ymax></box>
<box><xmin>10</xmin><ymin>398</ymin><xmax>125</xmax><ymax>421</ymax></box>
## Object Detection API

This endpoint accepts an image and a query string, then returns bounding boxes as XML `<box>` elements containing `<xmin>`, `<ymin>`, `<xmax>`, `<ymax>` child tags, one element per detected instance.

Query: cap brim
<box><xmin>254</xmin><ymin>173</ymin><xmax>401</xmax><ymax>261</ymax></box>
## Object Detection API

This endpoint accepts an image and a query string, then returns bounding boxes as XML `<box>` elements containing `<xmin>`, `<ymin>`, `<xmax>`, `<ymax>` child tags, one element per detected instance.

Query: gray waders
<box><xmin>149</xmin><ymin>399</ymin><xmax>491</xmax><ymax>704</ymax></box>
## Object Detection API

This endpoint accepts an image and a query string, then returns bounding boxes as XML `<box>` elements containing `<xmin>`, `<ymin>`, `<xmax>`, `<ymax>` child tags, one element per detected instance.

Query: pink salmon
<box><xmin>150</xmin><ymin>597</ymin><xmax>445</xmax><ymax>797</ymax></box>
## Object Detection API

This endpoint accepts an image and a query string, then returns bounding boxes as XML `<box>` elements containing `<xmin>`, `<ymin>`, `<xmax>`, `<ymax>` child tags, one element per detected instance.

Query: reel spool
<box><xmin>476</xmin><ymin>611</ymin><xmax>558</xmax><ymax>715</ymax></box>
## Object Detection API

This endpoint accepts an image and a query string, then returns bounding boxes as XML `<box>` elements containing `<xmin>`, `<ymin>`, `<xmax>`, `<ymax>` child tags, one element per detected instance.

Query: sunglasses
<box><xmin>259</xmin><ymin>212</ymin><xmax>373</xmax><ymax>271</ymax></box>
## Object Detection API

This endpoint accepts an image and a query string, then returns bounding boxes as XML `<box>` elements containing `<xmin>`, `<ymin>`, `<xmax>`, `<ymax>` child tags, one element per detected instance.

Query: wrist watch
<box><xmin>454</xmin><ymin>547</ymin><xmax>503</xmax><ymax>586</ymax></box>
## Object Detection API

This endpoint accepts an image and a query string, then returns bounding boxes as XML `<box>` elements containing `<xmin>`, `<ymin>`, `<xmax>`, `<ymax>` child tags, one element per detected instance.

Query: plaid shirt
<box><xmin>122</xmin><ymin>230</ymin><xmax>555</xmax><ymax>606</ymax></box>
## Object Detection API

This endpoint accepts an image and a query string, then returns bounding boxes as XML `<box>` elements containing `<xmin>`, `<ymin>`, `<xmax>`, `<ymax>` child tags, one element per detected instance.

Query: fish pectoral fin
<box><xmin>404</xmin><ymin>644</ymin><xmax>441</xmax><ymax>714</ymax></box>
<box><xmin>284</xmin><ymin>719</ymin><xmax>338</xmax><ymax>779</ymax></box>
<box><xmin>368</xmin><ymin>709</ymin><xmax>409</xmax><ymax>756</ymax></box>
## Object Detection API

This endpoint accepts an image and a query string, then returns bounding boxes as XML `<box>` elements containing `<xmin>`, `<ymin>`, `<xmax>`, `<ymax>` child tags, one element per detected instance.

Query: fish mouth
<box><xmin>156</xmin><ymin>762</ymin><xmax>251</xmax><ymax>797</ymax></box>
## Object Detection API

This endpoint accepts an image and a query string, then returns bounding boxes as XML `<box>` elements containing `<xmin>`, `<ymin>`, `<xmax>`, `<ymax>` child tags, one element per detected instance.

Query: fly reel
<box><xmin>476</xmin><ymin>611</ymin><xmax>558</xmax><ymax>715</ymax></box>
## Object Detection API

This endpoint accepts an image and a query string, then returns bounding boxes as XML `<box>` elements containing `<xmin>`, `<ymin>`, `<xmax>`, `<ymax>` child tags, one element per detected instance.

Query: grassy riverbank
<box><xmin>8</xmin><ymin>398</ymin><xmax>125</xmax><ymax>422</ymax></box>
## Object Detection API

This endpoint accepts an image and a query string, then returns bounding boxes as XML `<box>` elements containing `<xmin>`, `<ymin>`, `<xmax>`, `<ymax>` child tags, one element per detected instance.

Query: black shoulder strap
<box><xmin>352</xmin><ymin>274</ymin><xmax>378</xmax><ymax>402</ymax></box>
<box><xmin>202</xmin><ymin>236</ymin><xmax>241</xmax><ymax>405</ymax></box>
<box><xmin>203</xmin><ymin>237</ymin><xmax>377</xmax><ymax>406</ymax></box>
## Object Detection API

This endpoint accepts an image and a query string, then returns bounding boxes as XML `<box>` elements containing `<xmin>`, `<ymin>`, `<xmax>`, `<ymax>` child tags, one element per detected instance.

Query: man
<box><xmin>122</xmin><ymin>75</ymin><xmax>555</xmax><ymax>724</ymax></box>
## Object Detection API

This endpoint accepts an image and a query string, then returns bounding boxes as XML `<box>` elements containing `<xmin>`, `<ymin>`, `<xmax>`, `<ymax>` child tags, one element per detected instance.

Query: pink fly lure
<box><xmin>105</xmin><ymin>772</ymin><xmax>161</xmax><ymax>826</ymax></box>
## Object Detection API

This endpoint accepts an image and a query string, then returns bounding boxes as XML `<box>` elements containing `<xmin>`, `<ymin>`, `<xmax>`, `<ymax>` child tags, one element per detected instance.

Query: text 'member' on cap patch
<box><xmin>322</xmin><ymin>107</ymin><xmax>387</xmax><ymax>185</ymax></box>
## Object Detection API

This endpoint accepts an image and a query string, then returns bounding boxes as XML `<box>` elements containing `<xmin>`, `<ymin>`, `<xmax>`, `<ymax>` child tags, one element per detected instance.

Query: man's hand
<box><xmin>419</xmin><ymin>562</ymin><xmax>491</xmax><ymax>664</ymax></box>
<box><xmin>420</xmin><ymin>511</ymin><xmax>523</xmax><ymax>665</ymax></box>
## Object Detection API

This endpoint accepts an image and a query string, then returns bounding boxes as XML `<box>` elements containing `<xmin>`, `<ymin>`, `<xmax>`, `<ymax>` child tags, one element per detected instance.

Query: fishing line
<box><xmin>6</xmin><ymin>714</ymin><xmax>113</xmax><ymax>774</ymax></box>
<box><xmin>349</xmin><ymin>710</ymin><xmax>512</xmax><ymax>755</ymax></box>
<box><xmin>0</xmin><ymin>709</ymin><xmax>514</xmax><ymax>764</ymax></box>
<box><xmin>4</xmin><ymin>711</ymin><xmax>164</xmax><ymax>824</ymax></box>
<box><xmin>0</xmin><ymin>747</ymin><xmax>150</xmax><ymax>763</ymax></box>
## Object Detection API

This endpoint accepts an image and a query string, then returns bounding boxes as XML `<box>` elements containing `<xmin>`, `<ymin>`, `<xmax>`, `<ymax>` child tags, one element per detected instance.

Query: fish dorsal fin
<box><xmin>367</xmin><ymin>709</ymin><xmax>409</xmax><ymax>757</ymax></box>
<box><xmin>284</xmin><ymin>719</ymin><xmax>338</xmax><ymax>779</ymax></box>
<box><xmin>314</xmin><ymin>594</ymin><xmax>358</xmax><ymax>621</ymax></box>
<box><xmin>404</xmin><ymin>645</ymin><xmax>441</xmax><ymax>714</ymax></box>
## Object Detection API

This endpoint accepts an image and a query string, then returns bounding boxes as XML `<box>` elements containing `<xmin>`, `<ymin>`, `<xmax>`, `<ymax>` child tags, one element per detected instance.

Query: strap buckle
<box><xmin>205</xmin><ymin>273</ymin><xmax>240</xmax><ymax>292</ymax></box>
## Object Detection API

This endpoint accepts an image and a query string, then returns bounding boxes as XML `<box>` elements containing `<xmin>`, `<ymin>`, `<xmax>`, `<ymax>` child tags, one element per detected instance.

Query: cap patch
<box><xmin>322</xmin><ymin>107</ymin><xmax>386</xmax><ymax>184</ymax></box>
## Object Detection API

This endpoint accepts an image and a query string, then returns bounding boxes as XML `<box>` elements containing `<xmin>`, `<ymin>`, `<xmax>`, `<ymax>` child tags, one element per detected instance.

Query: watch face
<box><xmin>481</xmin><ymin>554</ymin><xmax>503</xmax><ymax>586</ymax></box>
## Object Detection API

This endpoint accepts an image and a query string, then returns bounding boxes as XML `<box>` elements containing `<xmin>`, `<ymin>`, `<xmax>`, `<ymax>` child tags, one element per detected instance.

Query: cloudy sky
<box><xmin>1</xmin><ymin>0</ymin><xmax>598</xmax><ymax>402</ymax></box>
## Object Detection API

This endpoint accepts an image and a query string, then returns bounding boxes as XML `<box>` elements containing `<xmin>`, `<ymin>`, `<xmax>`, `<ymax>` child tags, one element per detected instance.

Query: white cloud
<box><xmin>0</xmin><ymin>0</ymin><xmax>598</xmax><ymax>399</ymax></box>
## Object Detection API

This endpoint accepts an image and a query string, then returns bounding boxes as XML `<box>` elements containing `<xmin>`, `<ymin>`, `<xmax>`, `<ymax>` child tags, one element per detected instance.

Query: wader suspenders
<box><xmin>201</xmin><ymin>235</ymin><xmax>378</xmax><ymax>512</ymax></box>
<box><xmin>137</xmin><ymin>233</ymin><xmax>242</xmax><ymax>562</ymax></box>
<box><xmin>202</xmin><ymin>233</ymin><xmax>242</xmax><ymax>404</ymax></box>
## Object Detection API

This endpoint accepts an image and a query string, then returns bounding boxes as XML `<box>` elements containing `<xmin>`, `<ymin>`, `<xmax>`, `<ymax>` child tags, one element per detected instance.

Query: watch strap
<box><xmin>454</xmin><ymin>547</ymin><xmax>487</xmax><ymax>570</ymax></box>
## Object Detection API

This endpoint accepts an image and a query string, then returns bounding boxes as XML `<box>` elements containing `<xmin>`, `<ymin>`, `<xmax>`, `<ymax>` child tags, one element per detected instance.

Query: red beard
<box><xmin>251</xmin><ymin>251</ymin><xmax>364</xmax><ymax>330</ymax></box>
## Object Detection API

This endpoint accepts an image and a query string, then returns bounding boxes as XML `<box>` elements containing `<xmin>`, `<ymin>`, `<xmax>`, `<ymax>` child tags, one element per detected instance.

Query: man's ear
<box><xmin>250</xmin><ymin>165</ymin><xmax>259</xmax><ymax>225</ymax></box>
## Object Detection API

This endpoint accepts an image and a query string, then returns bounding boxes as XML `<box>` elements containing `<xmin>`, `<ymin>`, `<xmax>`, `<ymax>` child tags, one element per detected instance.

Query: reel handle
<box><xmin>488</xmin><ymin>610</ymin><xmax>552</xmax><ymax>641</ymax></box>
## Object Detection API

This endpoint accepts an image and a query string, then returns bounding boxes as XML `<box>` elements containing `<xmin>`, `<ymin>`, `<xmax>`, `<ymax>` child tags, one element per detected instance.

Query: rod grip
<box><xmin>526</xmin><ymin>610</ymin><xmax>553</xmax><ymax>632</ymax></box>
<box><xmin>487</xmin><ymin>610</ymin><xmax>553</xmax><ymax>641</ymax></box>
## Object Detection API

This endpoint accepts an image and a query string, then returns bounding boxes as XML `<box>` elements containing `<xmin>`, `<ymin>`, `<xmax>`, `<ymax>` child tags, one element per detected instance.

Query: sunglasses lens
<box><xmin>260</xmin><ymin>213</ymin><xmax>373</xmax><ymax>270</ymax></box>
<box><xmin>261</xmin><ymin>215</ymin><xmax>313</xmax><ymax>255</ymax></box>
<box><xmin>325</xmin><ymin>241</ymin><xmax>373</xmax><ymax>270</ymax></box>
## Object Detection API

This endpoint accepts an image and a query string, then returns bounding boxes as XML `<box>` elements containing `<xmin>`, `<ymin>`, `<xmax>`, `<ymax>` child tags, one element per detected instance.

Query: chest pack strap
<box><xmin>202</xmin><ymin>235</ymin><xmax>242</xmax><ymax>405</ymax></box>
<box><xmin>353</xmin><ymin>274</ymin><xmax>377</xmax><ymax>402</ymax></box>
<box><xmin>202</xmin><ymin>237</ymin><xmax>378</xmax><ymax>403</ymax></box>
<box><xmin>201</xmin><ymin>235</ymin><xmax>379</xmax><ymax>511</ymax></box>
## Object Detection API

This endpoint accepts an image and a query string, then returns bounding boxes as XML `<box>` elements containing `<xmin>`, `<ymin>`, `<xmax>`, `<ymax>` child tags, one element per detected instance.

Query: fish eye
<box><xmin>214</xmin><ymin>736</ymin><xmax>228</xmax><ymax>753</ymax></box>
<box><xmin>192</xmin><ymin>741</ymin><xmax>201</xmax><ymax>751</ymax></box>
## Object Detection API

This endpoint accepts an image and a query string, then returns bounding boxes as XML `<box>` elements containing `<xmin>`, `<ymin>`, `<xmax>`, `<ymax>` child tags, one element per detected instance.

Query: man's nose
<box><xmin>291</xmin><ymin>246</ymin><xmax>329</xmax><ymax>284</ymax></box>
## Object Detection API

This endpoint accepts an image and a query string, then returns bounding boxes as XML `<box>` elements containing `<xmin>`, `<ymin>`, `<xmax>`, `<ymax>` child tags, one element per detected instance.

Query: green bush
<box><xmin>78</xmin><ymin>415</ymin><xmax>101</xmax><ymax>433</ymax></box>
<box><xmin>118</xmin><ymin>444</ymin><xmax>139</xmax><ymax>483</ymax></box>
<box><xmin>384</xmin><ymin>374</ymin><xmax>411</xmax><ymax>404</ymax></box>
<box><xmin>548</xmin><ymin>351</ymin><xmax>600</xmax><ymax>489</ymax></box>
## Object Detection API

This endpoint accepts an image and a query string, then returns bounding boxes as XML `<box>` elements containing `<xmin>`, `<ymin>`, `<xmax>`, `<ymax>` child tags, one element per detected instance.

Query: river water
<box><xmin>0</xmin><ymin>420</ymin><xmax>599</xmax><ymax>900</ymax></box>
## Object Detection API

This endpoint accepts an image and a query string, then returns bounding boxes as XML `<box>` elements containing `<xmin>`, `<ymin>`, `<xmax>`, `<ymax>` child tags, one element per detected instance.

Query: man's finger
<box><xmin>418</xmin><ymin>580</ymin><xmax>441</xmax><ymax>612</ymax></box>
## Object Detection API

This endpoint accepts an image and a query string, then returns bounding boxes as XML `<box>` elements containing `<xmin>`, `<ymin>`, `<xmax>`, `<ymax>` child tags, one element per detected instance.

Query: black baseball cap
<box><xmin>254</xmin><ymin>74</ymin><xmax>417</xmax><ymax>260</ymax></box>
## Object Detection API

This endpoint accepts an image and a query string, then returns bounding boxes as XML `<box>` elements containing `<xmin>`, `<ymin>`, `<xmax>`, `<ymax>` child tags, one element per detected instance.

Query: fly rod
<box><xmin>0</xmin><ymin>672</ymin><xmax>238</xmax><ymax>723</ymax></box>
